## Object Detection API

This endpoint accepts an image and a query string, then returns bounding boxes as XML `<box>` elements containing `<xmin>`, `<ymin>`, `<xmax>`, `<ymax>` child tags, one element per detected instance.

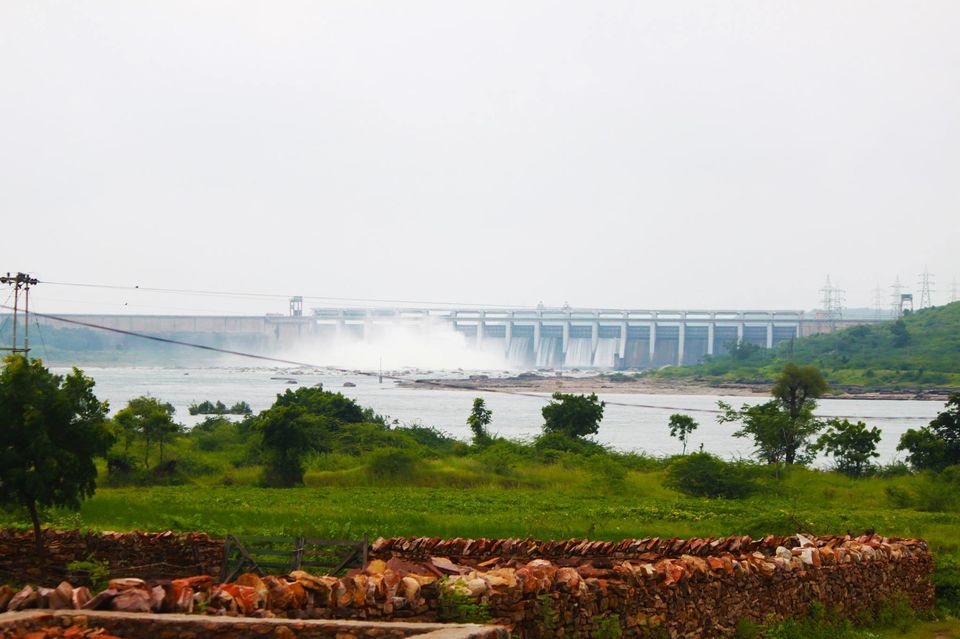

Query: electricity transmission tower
<box><xmin>951</xmin><ymin>277</ymin><xmax>958</xmax><ymax>303</ymax></box>
<box><xmin>873</xmin><ymin>282</ymin><xmax>886</xmax><ymax>320</ymax></box>
<box><xmin>819</xmin><ymin>276</ymin><xmax>845</xmax><ymax>329</ymax></box>
<box><xmin>890</xmin><ymin>276</ymin><xmax>905</xmax><ymax>318</ymax></box>
<box><xmin>1</xmin><ymin>272</ymin><xmax>39</xmax><ymax>355</ymax></box>
<box><xmin>917</xmin><ymin>267</ymin><xmax>935</xmax><ymax>309</ymax></box>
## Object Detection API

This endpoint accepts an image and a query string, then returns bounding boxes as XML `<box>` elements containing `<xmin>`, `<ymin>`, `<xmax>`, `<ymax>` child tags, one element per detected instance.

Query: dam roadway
<box><xmin>31</xmin><ymin>306</ymin><xmax>877</xmax><ymax>370</ymax></box>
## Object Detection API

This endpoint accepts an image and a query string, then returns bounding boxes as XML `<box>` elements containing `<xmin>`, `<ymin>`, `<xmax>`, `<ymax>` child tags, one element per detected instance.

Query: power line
<box><xmin>0</xmin><ymin>289</ymin><xmax>16</xmax><ymax>336</ymax></box>
<box><xmin>32</xmin><ymin>295</ymin><xmax>276</xmax><ymax>316</ymax></box>
<box><xmin>0</xmin><ymin>304</ymin><xmax>936</xmax><ymax>420</ymax></box>
<box><xmin>38</xmin><ymin>280</ymin><xmax>538</xmax><ymax>310</ymax></box>
<box><xmin>31</xmin><ymin>315</ymin><xmax>50</xmax><ymax>361</ymax></box>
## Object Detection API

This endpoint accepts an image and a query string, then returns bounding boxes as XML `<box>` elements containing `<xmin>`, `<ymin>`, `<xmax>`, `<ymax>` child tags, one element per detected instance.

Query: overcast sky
<box><xmin>2</xmin><ymin>1</ymin><xmax>958</xmax><ymax>315</ymax></box>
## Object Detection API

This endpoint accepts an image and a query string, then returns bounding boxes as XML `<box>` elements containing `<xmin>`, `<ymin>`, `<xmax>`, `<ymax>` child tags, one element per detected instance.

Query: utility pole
<box><xmin>1</xmin><ymin>272</ymin><xmax>39</xmax><ymax>355</ymax></box>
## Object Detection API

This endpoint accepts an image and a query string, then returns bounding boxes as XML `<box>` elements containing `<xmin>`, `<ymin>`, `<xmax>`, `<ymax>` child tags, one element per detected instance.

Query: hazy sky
<box><xmin>2</xmin><ymin>1</ymin><xmax>958</xmax><ymax>315</ymax></box>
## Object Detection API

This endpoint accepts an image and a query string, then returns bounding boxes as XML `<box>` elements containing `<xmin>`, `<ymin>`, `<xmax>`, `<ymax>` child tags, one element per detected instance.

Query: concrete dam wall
<box><xmin>22</xmin><ymin>307</ymin><xmax>878</xmax><ymax>370</ymax></box>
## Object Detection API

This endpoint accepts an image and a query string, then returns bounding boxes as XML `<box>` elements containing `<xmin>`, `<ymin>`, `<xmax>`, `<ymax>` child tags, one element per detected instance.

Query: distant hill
<box><xmin>655</xmin><ymin>301</ymin><xmax>960</xmax><ymax>390</ymax></box>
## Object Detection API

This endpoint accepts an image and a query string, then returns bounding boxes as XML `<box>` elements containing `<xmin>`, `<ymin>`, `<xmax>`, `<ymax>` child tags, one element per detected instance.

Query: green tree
<box><xmin>273</xmin><ymin>385</ymin><xmax>374</xmax><ymax>424</ymax></box>
<box><xmin>0</xmin><ymin>356</ymin><xmax>114</xmax><ymax>551</ymax></box>
<box><xmin>771</xmin><ymin>363</ymin><xmax>828</xmax><ymax>421</ymax></box>
<box><xmin>897</xmin><ymin>393</ymin><xmax>960</xmax><ymax>471</ymax></box>
<box><xmin>729</xmin><ymin>340</ymin><xmax>763</xmax><ymax>361</ymax></box>
<box><xmin>717</xmin><ymin>400</ymin><xmax>801</xmax><ymax>464</ymax></box>
<box><xmin>113</xmin><ymin>409</ymin><xmax>139</xmax><ymax>454</ymax></box>
<box><xmin>113</xmin><ymin>396</ymin><xmax>179</xmax><ymax>467</ymax></box>
<box><xmin>257</xmin><ymin>405</ymin><xmax>323</xmax><ymax>486</ymax></box>
<box><xmin>890</xmin><ymin>319</ymin><xmax>910</xmax><ymax>347</ymax></box>
<box><xmin>229</xmin><ymin>400</ymin><xmax>253</xmax><ymax>415</ymax></box>
<box><xmin>667</xmin><ymin>413</ymin><xmax>698</xmax><ymax>454</ymax></box>
<box><xmin>253</xmin><ymin>385</ymin><xmax>375</xmax><ymax>486</ymax></box>
<box><xmin>466</xmin><ymin>397</ymin><xmax>493</xmax><ymax>445</ymax></box>
<box><xmin>811</xmin><ymin>419</ymin><xmax>881</xmax><ymax>476</ymax></box>
<box><xmin>541</xmin><ymin>392</ymin><xmax>605</xmax><ymax>439</ymax></box>
<box><xmin>720</xmin><ymin>364</ymin><xmax>827</xmax><ymax>465</ymax></box>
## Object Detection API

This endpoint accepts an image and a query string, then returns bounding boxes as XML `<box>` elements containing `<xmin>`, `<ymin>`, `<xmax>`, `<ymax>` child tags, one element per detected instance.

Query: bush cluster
<box><xmin>664</xmin><ymin>453</ymin><xmax>760</xmax><ymax>499</ymax></box>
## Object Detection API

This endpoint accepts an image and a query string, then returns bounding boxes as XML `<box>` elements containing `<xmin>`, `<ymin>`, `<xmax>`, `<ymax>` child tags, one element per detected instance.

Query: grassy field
<box><xmin>3</xmin><ymin>466</ymin><xmax>952</xmax><ymax>545</ymax></box>
<box><xmin>2</xmin><ymin>459</ymin><xmax>958</xmax><ymax>635</ymax></box>
<box><xmin>2</xmin><ymin>464</ymin><xmax>957</xmax><ymax>600</ymax></box>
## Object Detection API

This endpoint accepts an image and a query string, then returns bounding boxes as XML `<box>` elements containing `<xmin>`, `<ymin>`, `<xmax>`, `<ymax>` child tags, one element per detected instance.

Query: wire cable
<box><xmin>31</xmin><ymin>315</ymin><xmax>50</xmax><ymax>361</ymax></box>
<box><xmin>0</xmin><ymin>289</ymin><xmax>15</xmax><ymax>337</ymax></box>
<box><xmin>38</xmin><ymin>280</ymin><xmax>539</xmax><ymax>310</ymax></box>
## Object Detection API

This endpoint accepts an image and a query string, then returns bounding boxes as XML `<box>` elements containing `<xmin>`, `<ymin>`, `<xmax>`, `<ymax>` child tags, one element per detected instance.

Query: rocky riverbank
<box><xmin>398</xmin><ymin>374</ymin><xmax>956</xmax><ymax>401</ymax></box>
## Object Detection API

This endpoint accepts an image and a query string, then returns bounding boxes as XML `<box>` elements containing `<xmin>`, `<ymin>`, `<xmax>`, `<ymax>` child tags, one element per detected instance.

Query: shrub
<box><xmin>897</xmin><ymin>393</ymin><xmax>960</xmax><ymax>471</ymax></box>
<box><xmin>585</xmin><ymin>455</ymin><xmax>627</xmax><ymax>490</ymax></box>
<box><xmin>394</xmin><ymin>425</ymin><xmax>460</xmax><ymax>454</ymax></box>
<box><xmin>541</xmin><ymin>392</ymin><xmax>605</xmax><ymax>438</ymax></box>
<box><xmin>591</xmin><ymin>613</ymin><xmax>623</xmax><ymax>639</ymax></box>
<box><xmin>533</xmin><ymin>432</ymin><xmax>608</xmax><ymax>457</ymax></box>
<box><xmin>474</xmin><ymin>440</ymin><xmax>522</xmax><ymax>476</ymax></box>
<box><xmin>871</xmin><ymin>592</ymin><xmax>917</xmax><ymax>632</ymax></box>
<box><xmin>873</xmin><ymin>461</ymin><xmax>912</xmax><ymax>478</ymax></box>
<box><xmin>934</xmin><ymin>554</ymin><xmax>960</xmax><ymax>615</ymax></box>
<box><xmin>437</xmin><ymin>578</ymin><xmax>491</xmax><ymax>623</ymax></box>
<box><xmin>664</xmin><ymin>453</ymin><xmax>758</xmax><ymax>499</ymax></box>
<box><xmin>365</xmin><ymin>448</ymin><xmax>418</xmax><ymax>480</ymax></box>
<box><xmin>741</xmin><ymin>511</ymin><xmax>813</xmax><ymax>537</ymax></box>
<box><xmin>196</xmin><ymin>432</ymin><xmax>223</xmax><ymax>452</ymax></box>
<box><xmin>733</xmin><ymin>619</ymin><xmax>760</xmax><ymax>639</ymax></box>
<box><xmin>608</xmin><ymin>450</ymin><xmax>667</xmax><ymax>472</ymax></box>
<box><xmin>885</xmin><ymin>471</ymin><xmax>960</xmax><ymax>512</ymax></box>
<box><xmin>106</xmin><ymin>452</ymin><xmax>137</xmax><ymax>475</ymax></box>
<box><xmin>67</xmin><ymin>557</ymin><xmax>111</xmax><ymax>592</ymax></box>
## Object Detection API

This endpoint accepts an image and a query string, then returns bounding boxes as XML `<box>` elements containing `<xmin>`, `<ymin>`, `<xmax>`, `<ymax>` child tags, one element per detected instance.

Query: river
<box><xmin>55</xmin><ymin>366</ymin><xmax>943</xmax><ymax>464</ymax></box>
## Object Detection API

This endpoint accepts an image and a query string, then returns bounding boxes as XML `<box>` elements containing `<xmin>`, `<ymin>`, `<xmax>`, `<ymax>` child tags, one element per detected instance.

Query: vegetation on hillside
<box><xmin>654</xmin><ymin>302</ymin><xmax>960</xmax><ymax>389</ymax></box>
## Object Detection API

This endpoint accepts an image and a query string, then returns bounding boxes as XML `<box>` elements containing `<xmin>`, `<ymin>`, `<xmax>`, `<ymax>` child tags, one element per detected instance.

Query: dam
<box><xmin>25</xmin><ymin>305</ymin><xmax>876</xmax><ymax>369</ymax></box>
<box><xmin>310</xmin><ymin>307</ymin><xmax>862</xmax><ymax>369</ymax></box>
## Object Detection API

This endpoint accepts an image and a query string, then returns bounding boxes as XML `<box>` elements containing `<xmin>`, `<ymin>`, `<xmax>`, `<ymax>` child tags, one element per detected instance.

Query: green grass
<box><xmin>3</xmin><ymin>461</ymin><xmax>958</xmax><ymax>629</ymax></box>
<box><xmin>4</xmin><ymin>465</ymin><xmax>956</xmax><ymax>553</ymax></box>
<box><xmin>875</xmin><ymin>619</ymin><xmax>960</xmax><ymax>638</ymax></box>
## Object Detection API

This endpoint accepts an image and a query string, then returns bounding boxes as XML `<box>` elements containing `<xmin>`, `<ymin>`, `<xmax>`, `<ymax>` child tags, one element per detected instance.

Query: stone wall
<box><xmin>369</xmin><ymin>534</ymin><xmax>935</xmax><ymax>637</ymax></box>
<box><xmin>0</xmin><ymin>529</ymin><xmax>222</xmax><ymax>585</ymax></box>
<box><xmin>0</xmin><ymin>610</ymin><xmax>507</xmax><ymax>639</ymax></box>
<box><xmin>369</xmin><ymin>533</ymin><xmax>906</xmax><ymax>564</ymax></box>
<box><xmin>0</xmin><ymin>531</ymin><xmax>937</xmax><ymax>638</ymax></box>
